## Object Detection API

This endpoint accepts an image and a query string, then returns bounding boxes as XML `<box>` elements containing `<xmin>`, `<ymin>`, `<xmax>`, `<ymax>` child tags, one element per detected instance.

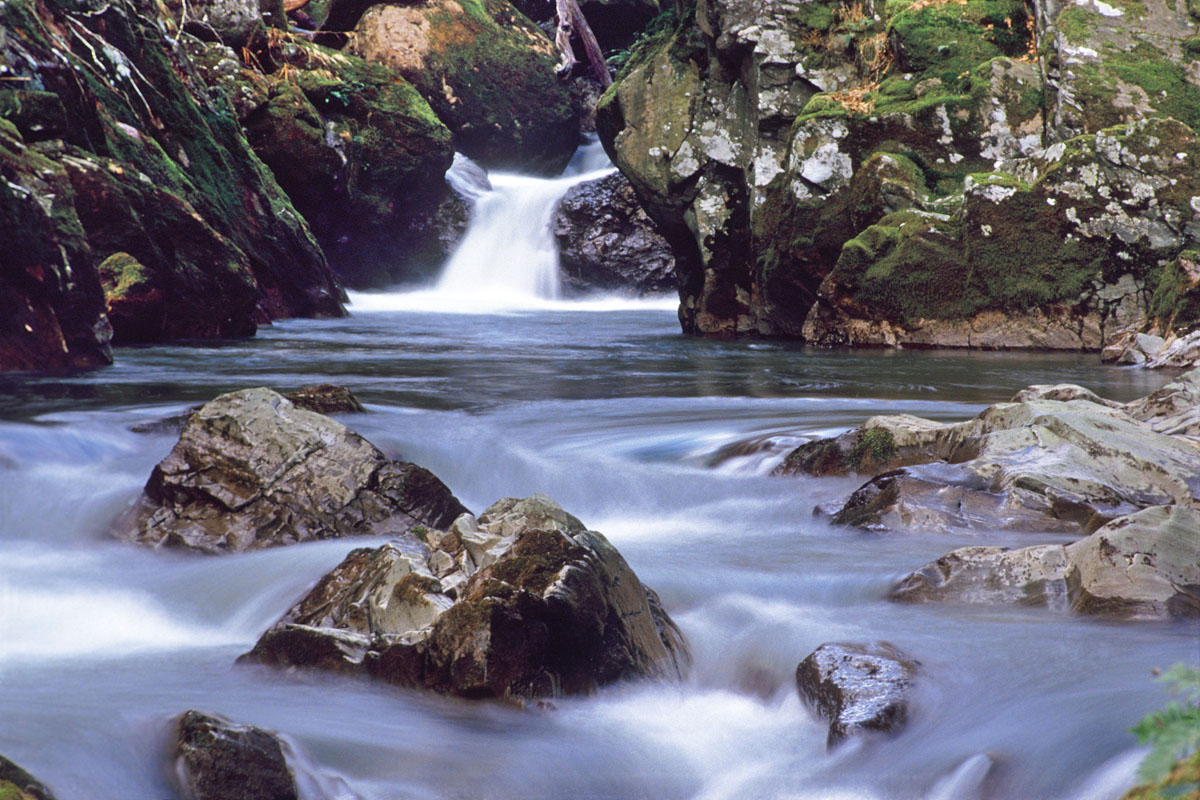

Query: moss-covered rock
<box><xmin>804</xmin><ymin>118</ymin><xmax>1200</xmax><ymax>349</ymax></box>
<box><xmin>0</xmin><ymin>755</ymin><xmax>56</xmax><ymax>800</ymax></box>
<box><xmin>0</xmin><ymin>0</ymin><xmax>344</xmax><ymax>357</ymax></box>
<box><xmin>348</xmin><ymin>0</ymin><xmax>582</xmax><ymax>171</ymax></box>
<box><xmin>185</xmin><ymin>35</ymin><xmax>459</xmax><ymax>285</ymax></box>
<box><xmin>0</xmin><ymin>123</ymin><xmax>111</xmax><ymax>372</ymax></box>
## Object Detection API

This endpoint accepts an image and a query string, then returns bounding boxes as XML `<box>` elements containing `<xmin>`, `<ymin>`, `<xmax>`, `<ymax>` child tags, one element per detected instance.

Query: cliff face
<box><xmin>598</xmin><ymin>0</ymin><xmax>1200</xmax><ymax>350</ymax></box>
<box><xmin>0</xmin><ymin>0</ymin><xmax>345</xmax><ymax>367</ymax></box>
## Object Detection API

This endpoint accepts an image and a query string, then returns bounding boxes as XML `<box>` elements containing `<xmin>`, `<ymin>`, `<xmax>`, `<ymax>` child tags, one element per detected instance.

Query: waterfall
<box><xmin>349</xmin><ymin>138</ymin><xmax>634</xmax><ymax>314</ymax></box>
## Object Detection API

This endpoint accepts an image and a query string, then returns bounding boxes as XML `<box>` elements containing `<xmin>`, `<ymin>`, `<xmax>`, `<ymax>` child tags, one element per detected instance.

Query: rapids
<box><xmin>0</xmin><ymin>142</ymin><xmax>1194</xmax><ymax>800</ymax></box>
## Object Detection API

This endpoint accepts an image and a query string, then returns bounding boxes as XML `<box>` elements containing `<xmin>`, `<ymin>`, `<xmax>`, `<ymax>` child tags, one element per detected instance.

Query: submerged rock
<box><xmin>795</xmin><ymin>642</ymin><xmax>919</xmax><ymax>747</ymax></box>
<box><xmin>552</xmin><ymin>172</ymin><xmax>675</xmax><ymax>295</ymax></box>
<box><xmin>284</xmin><ymin>384</ymin><xmax>366</xmax><ymax>414</ymax></box>
<box><xmin>0</xmin><ymin>754</ymin><xmax>57</xmax><ymax>800</ymax></box>
<box><xmin>782</xmin><ymin>370</ymin><xmax>1200</xmax><ymax>534</ymax></box>
<box><xmin>173</xmin><ymin>711</ymin><xmax>298</xmax><ymax>800</ymax></box>
<box><xmin>241</xmin><ymin>495</ymin><xmax>689</xmax><ymax>701</ymax></box>
<box><xmin>892</xmin><ymin>506</ymin><xmax>1200</xmax><ymax>620</ymax></box>
<box><xmin>116</xmin><ymin>388</ymin><xmax>466</xmax><ymax>554</ymax></box>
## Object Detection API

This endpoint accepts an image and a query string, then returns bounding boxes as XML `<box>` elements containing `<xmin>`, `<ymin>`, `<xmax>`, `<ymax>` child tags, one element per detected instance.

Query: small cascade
<box><xmin>435</xmin><ymin>138</ymin><xmax>614</xmax><ymax>304</ymax></box>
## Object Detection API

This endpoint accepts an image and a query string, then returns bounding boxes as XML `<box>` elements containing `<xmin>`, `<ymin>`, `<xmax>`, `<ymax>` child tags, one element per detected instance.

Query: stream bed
<box><xmin>1</xmin><ymin>302</ymin><xmax>1195</xmax><ymax>800</ymax></box>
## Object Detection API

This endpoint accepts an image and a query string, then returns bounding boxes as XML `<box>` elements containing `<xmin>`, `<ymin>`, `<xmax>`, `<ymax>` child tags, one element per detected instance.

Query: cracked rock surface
<box><xmin>240</xmin><ymin>495</ymin><xmax>690</xmax><ymax>701</ymax></box>
<box><xmin>116</xmin><ymin>388</ymin><xmax>467</xmax><ymax>554</ymax></box>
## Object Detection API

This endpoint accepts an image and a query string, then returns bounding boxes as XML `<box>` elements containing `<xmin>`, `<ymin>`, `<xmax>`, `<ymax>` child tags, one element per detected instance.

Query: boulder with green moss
<box><xmin>803</xmin><ymin>118</ymin><xmax>1200</xmax><ymax>348</ymax></box>
<box><xmin>187</xmin><ymin>35</ymin><xmax>457</xmax><ymax>285</ymax></box>
<box><xmin>348</xmin><ymin>0</ymin><xmax>582</xmax><ymax>171</ymax></box>
<box><xmin>241</xmin><ymin>495</ymin><xmax>690</xmax><ymax>700</ymax></box>
<box><xmin>0</xmin><ymin>121</ymin><xmax>111</xmax><ymax>372</ymax></box>
<box><xmin>96</xmin><ymin>253</ymin><xmax>164</xmax><ymax>344</ymax></box>
<box><xmin>0</xmin><ymin>0</ymin><xmax>343</xmax><ymax>354</ymax></box>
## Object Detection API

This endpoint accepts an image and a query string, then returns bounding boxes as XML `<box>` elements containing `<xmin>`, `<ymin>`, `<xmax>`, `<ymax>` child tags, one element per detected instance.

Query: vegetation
<box><xmin>1125</xmin><ymin>665</ymin><xmax>1200</xmax><ymax>799</ymax></box>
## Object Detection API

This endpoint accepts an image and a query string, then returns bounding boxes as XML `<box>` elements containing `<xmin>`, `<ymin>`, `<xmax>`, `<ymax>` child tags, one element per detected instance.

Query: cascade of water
<box><xmin>435</xmin><ymin>138</ymin><xmax>614</xmax><ymax>304</ymax></box>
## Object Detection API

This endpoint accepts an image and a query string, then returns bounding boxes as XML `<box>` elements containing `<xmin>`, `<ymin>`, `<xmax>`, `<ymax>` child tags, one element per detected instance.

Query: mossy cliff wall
<box><xmin>598</xmin><ymin>0</ymin><xmax>1200</xmax><ymax>349</ymax></box>
<box><xmin>0</xmin><ymin>0</ymin><xmax>345</xmax><ymax>365</ymax></box>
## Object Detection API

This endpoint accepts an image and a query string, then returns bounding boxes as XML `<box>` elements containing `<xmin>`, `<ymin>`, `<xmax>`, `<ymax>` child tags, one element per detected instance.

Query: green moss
<box><xmin>97</xmin><ymin>252</ymin><xmax>152</xmax><ymax>300</ymax></box>
<box><xmin>849</xmin><ymin>427</ymin><xmax>898</xmax><ymax>471</ymax></box>
<box><xmin>1105</xmin><ymin>42</ymin><xmax>1200</xmax><ymax>129</ymax></box>
<box><xmin>0</xmin><ymin>780</ymin><xmax>32</xmax><ymax>800</ymax></box>
<box><xmin>1184</xmin><ymin>36</ymin><xmax>1200</xmax><ymax>59</ymax></box>
<box><xmin>1148</xmin><ymin>251</ymin><xmax>1200</xmax><ymax>330</ymax></box>
<box><xmin>886</xmin><ymin>0</ymin><xmax>1031</xmax><ymax>87</ymax></box>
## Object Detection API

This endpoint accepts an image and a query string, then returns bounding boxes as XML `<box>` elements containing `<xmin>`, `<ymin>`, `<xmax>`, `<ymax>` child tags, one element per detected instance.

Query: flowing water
<box><xmin>1</xmin><ymin>143</ymin><xmax>1196</xmax><ymax>800</ymax></box>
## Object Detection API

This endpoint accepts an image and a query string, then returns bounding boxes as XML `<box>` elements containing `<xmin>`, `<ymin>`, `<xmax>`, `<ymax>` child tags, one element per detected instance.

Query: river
<box><xmin>0</xmin><ymin>145</ymin><xmax>1195</xmax><ymax>800</ymax></box>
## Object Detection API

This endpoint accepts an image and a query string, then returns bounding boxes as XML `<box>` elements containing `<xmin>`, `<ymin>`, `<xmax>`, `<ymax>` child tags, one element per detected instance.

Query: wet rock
<box><xmin>0</xmin><ymin>121</ymin><xmax>111</xmax><ymax>372</ymax></box>
<box><xmin>116</xmin><ymin>388</ymin><xmax>466</xmax><ymax>554</ymax></box>
<box><xmin>284</xmin><ymin>384</ymin><xmax>366</xmax><ymax>414</ymax></box>
<box><xmin>785</xmin><ymin>371</ymin><xmax>1200</xmax><ymax>534</ymax></box>
<box><xmin>0</xmin><ymin>754</ymin><xmax>57</xmax><ymax>800</ymax></box>
<box><xmin>552</xmin><ymin>172</ymin><xmax>675</xmax><ymax>295</ymax></box>
<box><xmin>242</xmin><ymin>495</ymin><xmax>689</xmax><ymax>701</ymax></box>
<box><xmin>162</xmin><ymin>0</ymin><xmax>263</xmax><ymax>47</ymax></box>
<box><xmin>892</xmin><ymin>506</ymin><xmax>1200</xmax><ymax>621</ymax></box>
<box><xmin>173</xmin><ymin>711</ymin><xmax>298</xmax><ymax>800</ymax></box>
<box><xmin>97</xmin><ymin>252</ymin><xmax>165</xmax><ymax>346</ymax></box>
<box><xmin>348</xmin><ymin>0</ymin><xmax>581</xmax><ymax>171</ymax></box>
<box><xmin>795</xmin><ymin>642</ymin><xmax>919</xmax><ymax>747</ymax></box>
<box><xmin>0</xmin><ymin>0</ymin><xmax>345</xmax><ymax>355</ymax></box>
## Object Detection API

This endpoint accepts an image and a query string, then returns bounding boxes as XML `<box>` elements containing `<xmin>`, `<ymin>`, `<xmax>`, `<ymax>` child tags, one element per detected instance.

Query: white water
<box><xmin>368</xmin><ymin>139</ymin><xmax>620</xmax><ymax>313</ymax></box>
<box><xmin>1</xmin><ymin>139</ymin><xmax>1193</xmax><ymax>800</ymax></box>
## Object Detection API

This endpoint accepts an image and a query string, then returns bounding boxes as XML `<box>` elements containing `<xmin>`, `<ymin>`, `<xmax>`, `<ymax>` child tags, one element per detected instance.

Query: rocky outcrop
<box><xmin>173</xmin><ymin>711</ymin><xmax>298</xmax><ymax>800</ymax></box>
<box><xmin>599</xmin><ymin>0</ymin><xmax>1200</xmax><ymax>349</ymax></box>
<box><xmin>0</xmin><ymin>754</ymin><xmax>57</xmax><ymax>800</ymax></box>
<box><xmin>161</xmin><ymin>0</ymin><xmax>262</xmax><ymax>47</ymax></box>
<box><xmin>795</xmin><ymin>642</ymin><xmax>919</xmax><ymax>747</ymax></box>
<box><xmin>241</xmin><ymin>495</ymin><xmax>689</xmax><ymax>701</ymax></box>
<box><xmin>0</xmin><ymin>119</ymin><xmax>111</xmax><ymax>372</ymax></box>
<box><xmin>552</xmin><ymin>172</ymin><xmax>675</xmax><ymax>295</ymax></box>
<box><xmin>347</xmin><ymin>0</ymin><xmax>582</xmax><ymax>171</ymax></box>
<box><xmin>803</xmin><ymin>119</ymin><xmax>1200</xmax><ymax>350</ymax></box>
<box><xmin>116</xmin><ymin>388</ymin><xmax>466</xmax><ymax>554</ymax></box>
<box><xmin>185</xmin><ymin>35</ymin><xmax>459</xmax><ymax>287</ymax></box>
<box><xmin>782</xmin><ymin>369</ymin><xmax>1200</xmax><ymax>534</ymax></box>
<box><xmin>0</xmin><ymin>0</ymin><xmax>344</xmax><ymax>358</ymax></box>
<box><xmin>284</xmin><ymin>384</ymin><xmax>367</xmax><ymax>414</ymax></box>
<box><xmin>891</xmin><ymin>505</ymin><xmax>1200</xmax><ymax>620</ymax></box>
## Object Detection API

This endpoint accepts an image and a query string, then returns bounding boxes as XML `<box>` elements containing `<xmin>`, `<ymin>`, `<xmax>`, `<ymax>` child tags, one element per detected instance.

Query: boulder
<box><xmin>348</xmin><ymin>0</ymin><xmax>582</xmax><ymax>171</ymax></box>
<box><xmin>241</xmin><ymin>495</ymin><xmax>689</xmax><ymax>701</ymax></box>
<box><xmin>891</xmin><ymin>506</ymin><xmax>1200</xmax><ymax>621</ymax></box>
<box><xmin>97</xmin><ymin>253</ymin><xmax>164</xmax><ymax>345</ymax></box>
<box><xmin>0</xmin><ymin>754</ymin><xmax>57</xmax><ymax>800</ymax></box>
<box><xmin>0</xmin><ymin>120</ymin><xmax>111</xmax><ymax>372</ymax></box>
<box><xmin>161</xmin><ymin>0</ymin><xmax>263</xmax><ymax>47</ymax></box>
<box><xmin>173</xmin><ymin>711</ymin><xmax>298</xmax><ymax>800</ymax></box>
<box><xmin>115</xmin><ymin>388</ymin><xmax>466</xmax><ymax>554</ymax></box>
<box><xmin>199</xmin><ymin>37</ymin><xmax>458</xmax><ymax>287</ymax></box>
<box><xmin>782</xmin><ymin>371</ymin><xmax>1200</xmax><ymax>534</ymax></box>
<box><xmin>284</xmin><ymin>384</ymin><xmax>366</xmax><ymax>414</ymax></box>
<box><xmin>795</xmin><ymin>642</ymin><xmax>919</xmax><ymax>747</ymax></box>
<box><xmin>552</xmin><ymin>172</ymin><xmax>675</xmax><ymax>295</ymax></box>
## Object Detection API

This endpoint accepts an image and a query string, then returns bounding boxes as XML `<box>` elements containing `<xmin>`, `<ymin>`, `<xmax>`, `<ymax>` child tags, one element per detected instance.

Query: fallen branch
<box><xmin>553</xmin><ymin>0</ymin><xmax>611</xmax><ymax>88</ymax></box>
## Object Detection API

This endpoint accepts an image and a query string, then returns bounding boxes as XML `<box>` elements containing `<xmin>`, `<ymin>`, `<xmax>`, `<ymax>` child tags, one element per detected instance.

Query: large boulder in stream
<box><xmin>552</xmin><ymin>172</ymin><xmax>676</xmax><ymax>295</ymax></box>
<box><xmin>241</xmin><ymin>495</ymin><xmax>689</xmax><ymax>701</ymax></box>
<box><xmin>173</xmin><ymin>711</ymin><xmax>299</xmax><ymax>800</ymax></box>
<box><xmin>116</xmin><ymin>388</ymin><xmax>467</xmax><ymax>554</ymax></box>
<box><xmin>891</xmin><ymin>505</ymin><xmax>1200</xmax><ymax>620</ymax></box>
<box><xmin>795</xmin><ymin>642</ymin><xmax>919</xmax><ymax>747</ymax></box>
<box><xmin>778</xmin><ymin>369</ymin><xmax>1200</xmax><ymax>534</ymax></box>
<box><xmin>0</xmin><ymin>754</ymin><xmax>57</xmax><ymax>800</ymax></box>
